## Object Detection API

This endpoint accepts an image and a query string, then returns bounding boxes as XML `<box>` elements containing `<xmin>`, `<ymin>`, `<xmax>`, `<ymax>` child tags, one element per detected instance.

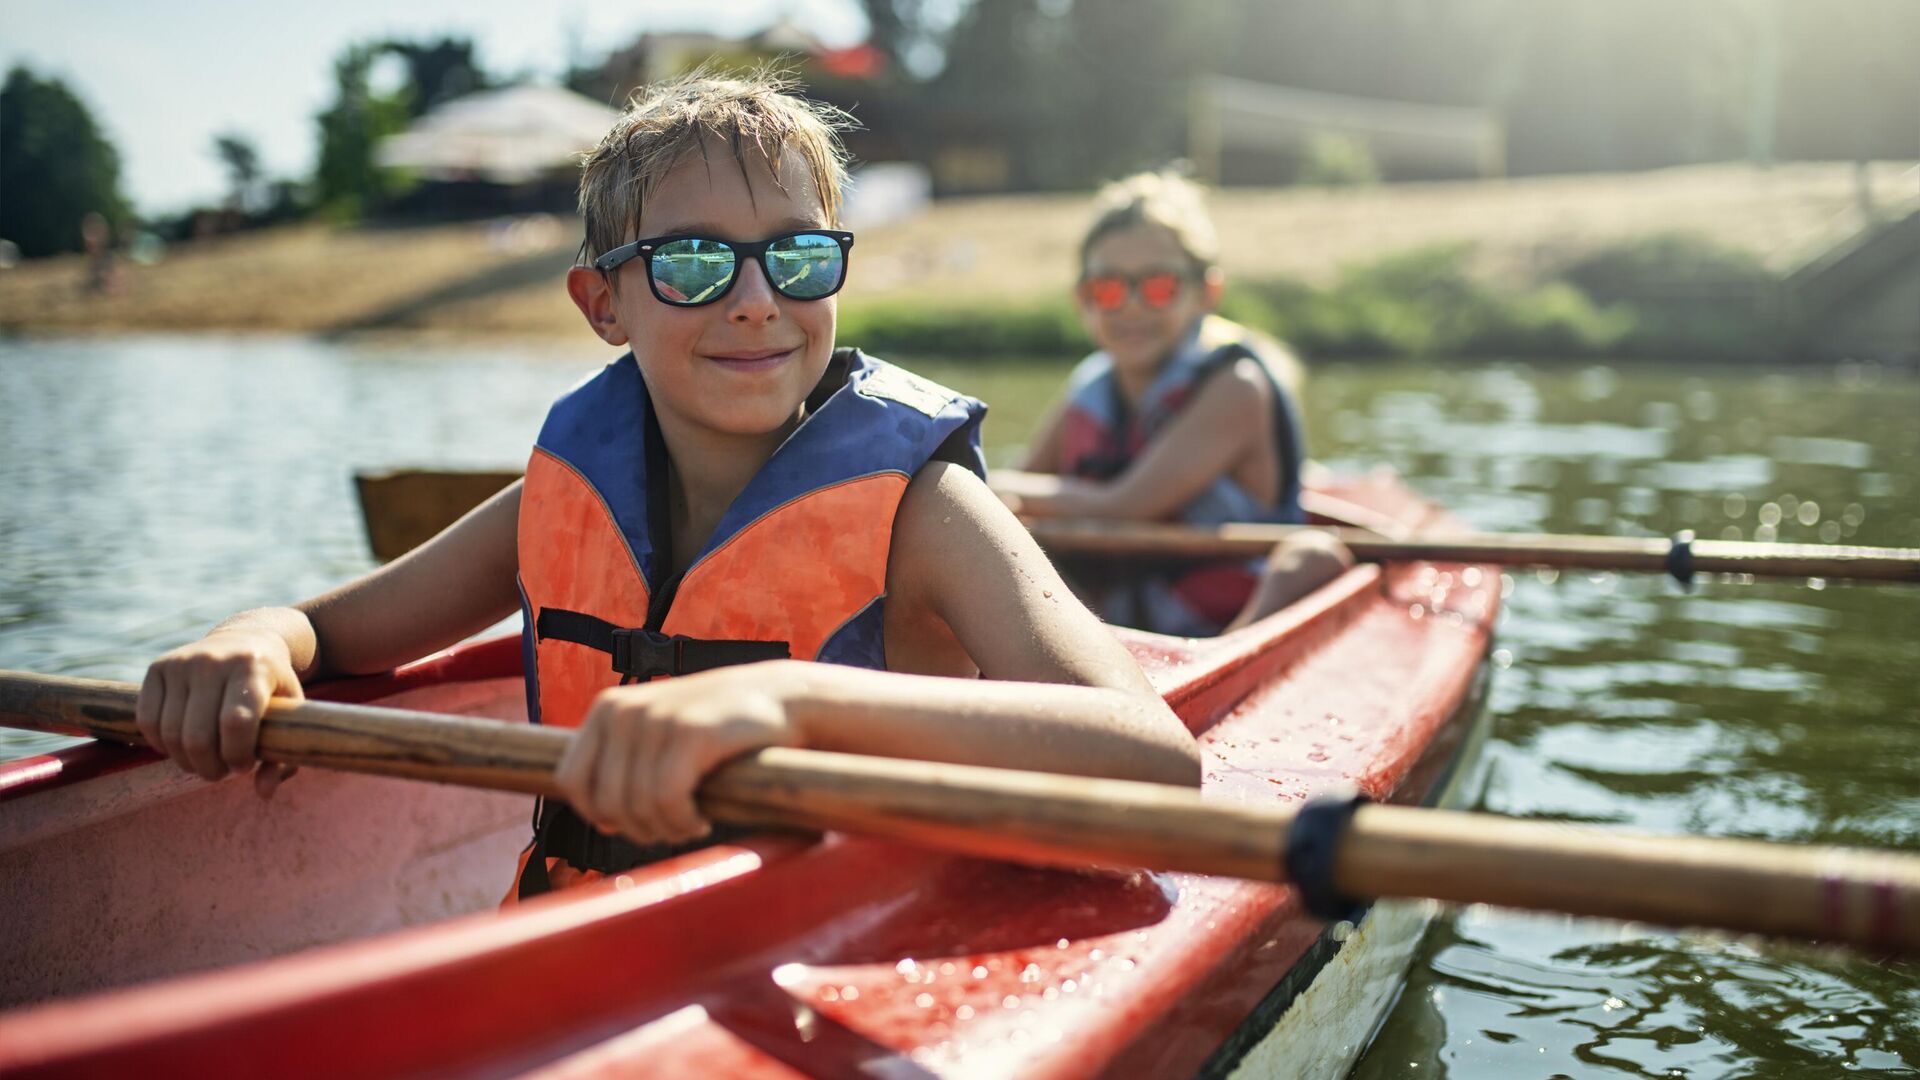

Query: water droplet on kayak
<box><xmin>841</xmin><ymin>985</ymin><xmax>859</xmax><ymax>1001</ymax></box>
<box><xmin>1493</xmin><ymin>649</ymin><xmax>1513</xmax><ymax>669</ymax></box>
<box><xmin>939</xmin><ymin>962</ymin><xmax>956</xmax><ymax>976</ymax></box>
<box><xmin>1062</xmin><ymin>979</ymin><xmax>1078</xmax><ymax>994</ymax></box>
<box><xmin>896</xmin><ymin>958</ymin><xmax>917</xmax><ymax>976</ymax></box>
<box><xmin>1409</xmin><ymin>604</ymin><xmax>1425</xmax><ymax>619</ymax></box>
<box><xmin>821</xmin><ymin>986</ymin><xmax>839</xmax><ymax>1001</ymax></box>
<box><xmin>916</xmin><ymin>993</ymin><xmax>935</xmax><ymax>1008</ymax></box>
<box><xmin>1020</xmin><ymin>963</ymin><xmax>1042</xmax><ymax>982</ymax></box>
<box><xmin>1002</xmin><ymin>994</ymin><xmax>1021</xmax><ymax>1009</ymax></box>
<box><xmin>1056</xmin><ymin>937</ymin><xmax>1070</xmax><ymax>948</ymax></box>
<box><xmin>1088</xmin><ymin>948</ymin><xmax>1104</xmax><ymax>961</ymax></box>
<box><xmin>1042</xmin><ymin>987</ymin><xmax>1059</xmax><ymax>1001</ymax></box>
<box><xmin>956</xmin><ymin>1004</ymin><xmax>975</xmax><ymax>1020</ymax></box>
<box><xmin>1118</xmin><ymin>957</ymin><xmax>1136</xmax><ymax>971</ymax></box>
<box><xmin>972</xmin><ymin>965</ymin><xmax>989</xmax><ymax>979</ymax></box>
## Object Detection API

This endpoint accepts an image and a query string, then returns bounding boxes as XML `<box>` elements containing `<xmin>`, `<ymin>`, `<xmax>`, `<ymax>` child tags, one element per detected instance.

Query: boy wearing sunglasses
<box><xmin>134</xmin><ymin>71</ymin><xmax>1199</xmax><ymax>899</ymax></box>
<box><xmin>994</xmin><ymin>171</ymin><xmax>1351</xmax><ymax>637</ymax></box>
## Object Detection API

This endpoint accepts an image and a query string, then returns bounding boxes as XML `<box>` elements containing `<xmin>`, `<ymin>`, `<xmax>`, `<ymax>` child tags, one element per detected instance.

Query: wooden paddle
<box><xmin>5</xmin><ymin>669</ymin><xmax>1915</xmax><ymax>954</ymax></box>
<box><xmin>1025</xmin><ymin>519</ymin><xmax>1920</xmax><ymax>585</ymax></box>
<box><xmin>353</xmin><ymin>467</ymin><xmax>1918</xmax><ymax>584</ymax></box>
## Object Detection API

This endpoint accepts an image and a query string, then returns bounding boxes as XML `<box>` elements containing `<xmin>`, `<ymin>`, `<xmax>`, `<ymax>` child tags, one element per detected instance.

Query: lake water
<box><xmin>2</xmin><ymin>335</ymin><xmax>1915</xmax><ymax>1075</ymax></box>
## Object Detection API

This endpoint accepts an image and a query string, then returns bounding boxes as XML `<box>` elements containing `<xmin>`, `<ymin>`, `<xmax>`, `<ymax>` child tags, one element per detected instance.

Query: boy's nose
<box><xmin>728</xmin><ymin>256</ymin><xmax>780</xmax><ymax>323</ymax></box>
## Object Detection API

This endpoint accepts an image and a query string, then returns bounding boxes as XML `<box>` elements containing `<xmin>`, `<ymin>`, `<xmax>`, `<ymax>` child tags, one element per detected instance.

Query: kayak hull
<box><xmin>0</xmin><ymin>475</ymin><xmax>1498</xmax><ymax>1078</ymax></box>
<box><xmin>0</xmin><ymin>666</ymin><xmax>535</xmax><ymax>1008</ymax></box>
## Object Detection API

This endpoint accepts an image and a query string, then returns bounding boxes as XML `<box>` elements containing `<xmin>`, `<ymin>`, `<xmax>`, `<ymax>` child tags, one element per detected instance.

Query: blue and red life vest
<box><xmin>510</xmin><ymin>348</ymin><xmax>985</xmax><ymax>897</ymax></box>
<box><xmin>1057</xmin><ymin>314</ymin><xmax>1305</xmax><ymax>637</ymax></box>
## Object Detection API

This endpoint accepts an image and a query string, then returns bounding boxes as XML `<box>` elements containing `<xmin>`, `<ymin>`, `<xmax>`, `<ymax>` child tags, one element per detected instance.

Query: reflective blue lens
<box><xmin>765</xmin><ymin>233</ymin><xmax>845</xmax><ymax>299</ymax></box>
<box><xmin>650</xmin><ymin>238</ymin><xmax>736</xmax><ymax>305</ymax></box>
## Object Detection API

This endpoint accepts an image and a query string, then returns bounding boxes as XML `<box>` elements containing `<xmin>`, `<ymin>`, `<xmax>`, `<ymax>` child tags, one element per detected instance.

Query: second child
<box><xmin>995</xmin><ymin>171</ymin><xmax>1351</xmax><ymax>637</ymax></box>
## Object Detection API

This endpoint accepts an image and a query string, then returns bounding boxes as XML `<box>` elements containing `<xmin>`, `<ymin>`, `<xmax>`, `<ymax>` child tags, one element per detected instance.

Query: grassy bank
<box><xmin>2</xmin><ymin>163</ymin><xmax>1907</xmax><ymax>361</ymax></box>
<box><xmin>843</xmin><ymin>238</ymin><xmax>1796</xmax><ymax>362</ymax></box>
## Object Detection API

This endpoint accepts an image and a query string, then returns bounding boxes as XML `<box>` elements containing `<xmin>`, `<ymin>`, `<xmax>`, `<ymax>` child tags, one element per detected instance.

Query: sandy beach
<box><xmin>2</xmin><ymin>162</ymin><xmax>1911</xmax><ymax>341</ymax></box>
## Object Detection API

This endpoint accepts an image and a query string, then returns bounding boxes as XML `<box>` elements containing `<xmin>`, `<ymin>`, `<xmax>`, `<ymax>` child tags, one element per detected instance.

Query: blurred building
<box><xmin>1188</xmin><ymin>76</ymin><xmax>1505</xmax><ymax>183</ymax></box>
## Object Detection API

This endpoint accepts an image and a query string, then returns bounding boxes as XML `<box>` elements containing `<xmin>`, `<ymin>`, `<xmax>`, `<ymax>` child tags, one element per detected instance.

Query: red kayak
<box><xmin>0</xmin><ymin>476</ymin><xmax>1498</xmax><ymax>1078</ymax></box>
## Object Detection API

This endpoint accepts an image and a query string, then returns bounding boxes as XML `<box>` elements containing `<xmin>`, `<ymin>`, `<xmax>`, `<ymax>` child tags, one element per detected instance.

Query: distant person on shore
<box><xmin>133</xmin><ymin>69</ymin><xmax>1198</xmax><ymax>902</ymax></box>
<box><xmin>993</xmin><ymin>170</ymin><xmax>1350</xmax><ymax>636</ymax></box>
<box><xmin>79</xmin><ymin>211</ymin><xmax>120</xmax><ymax>296</ymax></box>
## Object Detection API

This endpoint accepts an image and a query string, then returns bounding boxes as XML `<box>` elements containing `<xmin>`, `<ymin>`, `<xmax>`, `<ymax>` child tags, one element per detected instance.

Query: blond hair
<box><xmin>1079</xmin><ymin>169</ymin><xmax>1220</xmax><ymax>276</ymax></box>
<box><xmin>577</xmin><ymin>67</ymin><xmax>854</xmax><ymax>265</ymax></box>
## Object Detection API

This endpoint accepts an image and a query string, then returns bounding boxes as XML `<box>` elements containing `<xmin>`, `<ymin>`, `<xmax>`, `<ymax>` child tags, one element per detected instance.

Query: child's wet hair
<box><xmin>577</xmin><ymin>65</ymin><xmax>854</xmax><ymax>266</ymax></box>
<box><xmin>1079</xmin><ymin>169</ymin><xmax>1220</xmax><ymax>276</ymax></box>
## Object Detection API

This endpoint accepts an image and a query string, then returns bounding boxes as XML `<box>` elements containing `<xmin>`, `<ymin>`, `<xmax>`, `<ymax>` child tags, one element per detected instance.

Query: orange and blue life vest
<box><xmin>511</xmin><ymin>348</ymin><xmax>986</xmax><ymax>897</ymax></box>
<box><xmin>1057</xmin><ymin>314</ymin><xmax>1305</xmax><ymax>637</ymax></box>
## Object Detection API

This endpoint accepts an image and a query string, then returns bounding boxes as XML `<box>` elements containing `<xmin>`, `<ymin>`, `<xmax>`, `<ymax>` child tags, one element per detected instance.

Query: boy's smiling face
<box><xmin>571</xmin><ymin>136</ymin><xmax>838</xmax><ymax>441</ymax></box>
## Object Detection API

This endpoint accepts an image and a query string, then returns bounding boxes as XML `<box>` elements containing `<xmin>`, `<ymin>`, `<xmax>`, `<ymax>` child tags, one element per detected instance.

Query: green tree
<box><xmin>313</xmin><ymin>43</ymin><xmax>412</xmax><ymax>220</ymax></box>
<box><xmin>0</xmin><ymin>66</ymin><xmax>133</xmax><ymax>257</ymax></box>
<box><xmin>383</xmin><ymin>36</ymin><xmax>487</xmax><ymax>119</ymax></box>
<box><xmin>212</xmin><ymin>131</ymin><xmax>261</xmax><ymax>213</ymax></box>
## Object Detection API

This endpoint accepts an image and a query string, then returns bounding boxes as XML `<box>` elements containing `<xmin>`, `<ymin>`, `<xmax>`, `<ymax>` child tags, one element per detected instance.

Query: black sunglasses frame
<box><xmin>593</xmin><ymin>229</ymin><xmax>855</xmax><ymax>307</ymax></box>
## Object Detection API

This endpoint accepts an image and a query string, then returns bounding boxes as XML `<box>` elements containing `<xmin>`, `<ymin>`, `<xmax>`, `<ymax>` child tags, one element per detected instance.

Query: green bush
<box><xmin>1556</xmin><ymin>233</ymin><xmax>1778</xmax><ymax>360</ymax></box>
<box><xmin>839</xmin><ymin>298</ymin><xmax>1090</xmax><ymax>359</ymax></box>
<box><xmin>1296</xmin><ymin>133</ymin><xmax>1381</xmax><ymax>187</ymax></box>
<box><xmin>1557</xmin><ymin>232</ymin><xmax>1773</xmax><ymax>296</ymax></box>
<box><xmin>843</xmin><ymin>244</ymin><xmax>1640</xmax><ymax>363</ymax></box>
<box><xmin>1232</xmin><ymin>245</ymin><xmax>1631</xmax><ymax>358</ymax></box>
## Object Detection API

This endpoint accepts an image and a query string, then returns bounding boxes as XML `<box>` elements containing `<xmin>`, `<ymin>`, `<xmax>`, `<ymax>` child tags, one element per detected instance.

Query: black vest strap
<box><xmin>519</xmin><ymin>609</ymin><xmax>789</xmax><ymax>899</ymax></box>
<box><xmin>517</xmin><ymin>800</ymin><xmax>757</xmax><ymax>900</ymax></box>
<box><xmin>535</xmin><ymin>608</ymin><xmax>789</xmax><ymax>680</ymax></box>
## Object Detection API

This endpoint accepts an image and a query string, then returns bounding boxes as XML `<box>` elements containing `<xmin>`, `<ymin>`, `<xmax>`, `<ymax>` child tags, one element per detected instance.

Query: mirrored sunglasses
<box><xmin>594</xmin><ymin>230</ymin><xmax>855</xmax><ymax>307</ymax></box>
<box><xmin>1080</xmin><ymin>271</ymin><xmax>1187</xmax><ymax>312</ymax></box>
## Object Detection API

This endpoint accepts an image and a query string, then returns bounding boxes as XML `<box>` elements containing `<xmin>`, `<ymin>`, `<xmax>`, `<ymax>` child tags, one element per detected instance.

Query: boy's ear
<box><xmin>1200</xmin><ymin>267</ymin><xmax>1225</xmax><ymax>311</ymax></box>
<box><xmin>567</xmin><ymin>266</ymin><xmax>630</xmax><ymax>347</ymax></box>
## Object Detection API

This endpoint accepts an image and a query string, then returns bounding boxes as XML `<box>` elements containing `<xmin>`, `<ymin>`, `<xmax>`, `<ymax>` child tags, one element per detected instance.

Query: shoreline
<box><xmin>3</xmin><ymin>162</ymin><xmax>1914</xmax><ymax>362</ymax></box>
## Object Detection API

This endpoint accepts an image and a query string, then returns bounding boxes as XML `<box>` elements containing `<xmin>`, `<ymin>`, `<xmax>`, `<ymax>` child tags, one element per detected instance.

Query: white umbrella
<box><xmin>377</xmin><ymin>84</ymin><xmax>621</xmax><ymax>185</ymax></box>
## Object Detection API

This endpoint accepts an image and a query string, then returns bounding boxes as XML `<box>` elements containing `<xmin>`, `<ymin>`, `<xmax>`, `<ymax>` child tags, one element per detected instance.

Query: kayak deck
<box><xmin>0</xmin><ymin>475</ymin><xmax>1499</xmax><ymax>1078</ymax></box>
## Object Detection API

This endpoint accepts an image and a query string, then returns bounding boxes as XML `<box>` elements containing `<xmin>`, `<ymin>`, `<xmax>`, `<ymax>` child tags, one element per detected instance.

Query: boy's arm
<box><xmin>803</xmin><ymin>460</ymin><xmax>1199</xmax><ymax>783</ymax></box>
<box><xmin>994</xmin><ymin>359</ymin><xmax>1269</xmax><ymax>520</ymax></box>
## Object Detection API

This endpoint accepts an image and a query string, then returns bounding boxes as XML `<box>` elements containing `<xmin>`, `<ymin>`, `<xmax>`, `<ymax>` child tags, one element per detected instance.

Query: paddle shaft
<box><xmin>4</xmin><ymin>670</ymin><xmax>1916</xmax><ymax>952</ymax></box>
<box><xmin>1026</xmin><ymin>519</ymin><xmax>1920</xmax><ymax>584</ymax></box>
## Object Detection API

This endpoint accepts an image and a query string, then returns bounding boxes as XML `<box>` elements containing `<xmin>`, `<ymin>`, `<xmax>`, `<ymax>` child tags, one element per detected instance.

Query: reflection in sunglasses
<box><xmin>634</xmin><ymin>231</ymin><xmax>850</xmax><ymax>306</ymax></box>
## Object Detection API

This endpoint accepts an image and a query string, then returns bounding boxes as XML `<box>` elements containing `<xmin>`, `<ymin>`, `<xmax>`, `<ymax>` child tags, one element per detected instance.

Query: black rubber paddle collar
<box><xmin>1284</xmin><ymin>792</ymin><xmax>1370</xmax><ymax>921</ymax></box>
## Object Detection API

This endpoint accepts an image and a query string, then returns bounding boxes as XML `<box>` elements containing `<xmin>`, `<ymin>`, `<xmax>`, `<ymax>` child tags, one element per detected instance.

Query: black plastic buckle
<box><xmin>610</xmin><ymin>628</ymin><xmax>683</xmax><ymax>679</ymax></box>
